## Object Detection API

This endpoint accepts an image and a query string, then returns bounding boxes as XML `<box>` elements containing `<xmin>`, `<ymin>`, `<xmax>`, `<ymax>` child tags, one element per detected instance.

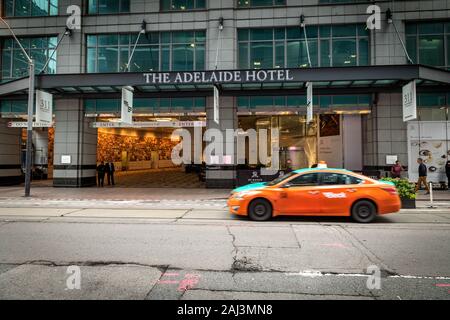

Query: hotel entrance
<box><xmin>95</xmin><ymin>126</ymin><xmax>204</xmax><ymax>188</ymax></box>
<box><xmin>81</xmin><ymin>96</ymin><xmax>206</xmax><ymax>188</ymax></box>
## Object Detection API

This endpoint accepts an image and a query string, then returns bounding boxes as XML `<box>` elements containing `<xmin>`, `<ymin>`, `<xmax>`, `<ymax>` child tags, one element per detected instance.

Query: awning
<box><xmin>1</xmin><ymin>64</ymin><xmax>449</xmax><ymax>99</ymax></box>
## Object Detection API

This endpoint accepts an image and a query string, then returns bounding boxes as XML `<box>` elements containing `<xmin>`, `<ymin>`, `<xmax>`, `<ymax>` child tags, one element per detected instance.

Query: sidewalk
<box><xmin>0</xmin><ymin>186</ymin><xmax>448</xmax><ymax>210</ymax></box>
<box><xmin>0</xmin><ymin>186</ymin><xmax>230</xmax><ymax>201</ymax></box>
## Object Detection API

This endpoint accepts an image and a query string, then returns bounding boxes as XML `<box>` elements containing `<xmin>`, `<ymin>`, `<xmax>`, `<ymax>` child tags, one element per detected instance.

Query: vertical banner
<box><xmin>306</xmin><ymin>82</ymin><xmax>313</xmax><ymax>123</ymax></box>
<box><xmin>402</xmin><ymin>80</ymin><xmax>417</xmax><ymax>122</ymax></box>
<box><xmin>121</xmin><ymin>86</ymin><xmax>134</xmax><ymax>125</ymax></box>
<box><xmin>35</xmin><ymin>90</ymin><xmax>53</xmax><ymax>125</ymax></box>
<box><xmin>213</xmin><ymin>85</ymin><xmax>219</xmax><ymax>125</ymax></box>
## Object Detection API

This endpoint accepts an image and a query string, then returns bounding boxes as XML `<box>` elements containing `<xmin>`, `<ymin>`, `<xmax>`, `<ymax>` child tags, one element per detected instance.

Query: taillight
<box><xmin>382</xmin><ymin>187</ymin><xmax>398</xmax><ymax>195</ymax></box>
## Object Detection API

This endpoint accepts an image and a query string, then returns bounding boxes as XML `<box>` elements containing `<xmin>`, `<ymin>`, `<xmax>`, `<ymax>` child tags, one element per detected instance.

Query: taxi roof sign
<box><xmin>317</xmin><ymin>161</ymin><xmax>328</xmax><ymax>169</ymax></box>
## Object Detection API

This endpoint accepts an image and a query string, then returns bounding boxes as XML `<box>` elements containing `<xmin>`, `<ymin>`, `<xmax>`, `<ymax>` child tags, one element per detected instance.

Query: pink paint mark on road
<box><xmin>321</xmin><ymin>243</ymin><xmax>349</xmax><ymax>249</ymax></box>
<box><xmin>436</xmin><ymin>284</ymin><xmax>450</xmax><ymax>287</ymax></box>
<box><xmin>178</xmin><ymin>274</ymin><xmax>200</xmax><ymax>292</ymax></box>
<box><xmin>158</xmin><ymin>280</ymin><xmax>179</xmax><ymax>284</ymax></box>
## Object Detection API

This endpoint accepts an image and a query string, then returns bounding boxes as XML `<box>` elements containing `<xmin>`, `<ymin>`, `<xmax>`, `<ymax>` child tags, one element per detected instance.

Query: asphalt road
<box><xmin>0</xmin><ymin>207</ymin><xmax>449</xmax><ymax>300</ymax></box>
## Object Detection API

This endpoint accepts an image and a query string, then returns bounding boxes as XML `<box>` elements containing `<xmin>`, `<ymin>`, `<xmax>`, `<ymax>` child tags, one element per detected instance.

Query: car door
<box><xmin>317</xmin><ymin>173</ymin><xmax>364</xmax><ymax>215</ymax></box>
<box><xmin>277</xmin><ymin>173</ymin><xmax>321</xmax><ymax>215</ymax></box>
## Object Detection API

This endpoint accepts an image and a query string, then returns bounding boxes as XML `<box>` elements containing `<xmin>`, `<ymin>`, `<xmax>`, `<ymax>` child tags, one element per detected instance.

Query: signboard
<box><xmin>61</xmin><ymin>155</ymin><xmax>71</xmax><ymax>164</ymax></box>
<box><xmin>121</xmin><ymin>86</ymin><xmax>134</xmax><ymax>125</ymax></box>
<box><xmin>35</xmin><ymin>90</ymin><xmax>53</xmax><ymax>125</ymax></box>
<box><xmin>143</xmin><ymin>69</ymin><xmax>295</xmax><ymax>85</ymax></box>
<box><xmin>236</xmin><ymin>169</ymin><xmax>291</xmax><ymax>187</ymax></box>
<box><xmin>306</xmin><ymin>82</ymin><xmax>313</xmax><ymax>123</ymax></box>
<box><xmin>213</xmin><ymin>85</ymin><xmax>219</xmax><ymax>124</ymax></box>
<box><xmin>402</xmin><ymin>80</ymin><xmax>417</xmax><ymax>122</ymax></box>
<box><xmin>8</xmin><ymin>121</ymin><xmax>53</xmax><ymax>128</ymax></box>
<box><xmin>90</xmin><ymin>121</ymin><xmax>206</xmax><ymax>129</ymax></box>
<box><xmin>386</xmin><ymin>155</ymin><xmax>398</xmax><ymax>165</ymax></box>
<box><xmin>407</xmin><ymin>121</ymin><xmax>450</xmax><ymax>183</ymax></box>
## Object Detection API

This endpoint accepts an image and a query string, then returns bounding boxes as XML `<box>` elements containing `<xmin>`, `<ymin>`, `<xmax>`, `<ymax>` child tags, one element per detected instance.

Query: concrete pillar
<box><xmin>205</xmin><ymin>95</ymin><xmax>238</xmax><ymax>188</ymax></box>
<box><xmin>53</xmin><ymin>99</ymin><xmax>97</xmax><ymax>187</ymax></box>
<box><xmin>33</xmin><ymin>128</ymin><xmax>48</xmax><ymax>178</ymax></box>
<box><xmin>0</xmin><ymin>119</ymin><xmax>22</xmax><ymax>186</ymax></box>
<box><xmin>362</xmin><ymin>93</ymin><xmax>408</xmax><ymax>174</ymax></box>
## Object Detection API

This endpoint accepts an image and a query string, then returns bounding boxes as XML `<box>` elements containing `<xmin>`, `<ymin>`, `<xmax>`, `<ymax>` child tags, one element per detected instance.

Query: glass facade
<box><xmin>318</xmin><ymin>0</ymin><xmax>368</xmax><ymax>3</ymax></box>
<box><xmin>84</xmin><ymin>97</ymin><xmax>206</xmax><ymax>113</ymax></box>
<box><xmin>160</xmin><ymin>0</ymin><xmax>206</xmax><ymax>11</ymax></box>
<box><xmin>86</xmin><ymin>31</ymin><xmax>206</xmax><ymax>73</ymax></box>
<box><xmin>1</xmin><ymin>36</ymin><xmax>57</xmax><ymax>82</ymax></box>
<box><xmin>237</xmin><ymin>95</ymin><xmax>371</xmax><ymax>110</ymax></box>
<box><xmin>417</xmin><ymin>92</ymin><xmax>450</xmax><ymax>121</ymax></box>
<box><xmin>406</xmin><ymin>21</ymin><xmax>450</xmax><ymax>69</ymax></box>
<box><xmin>3</xmin><ymin>0</ymin><xmax>58</xmax><ymax>16</ymax></box>
<box><xmin>237</xmin><ymin>0</ymin><xmax>285</xmax><ymax>7</ymax></box>
<box><xmin>238</xmin><ymin>24</ymin><xmax>369</xmax><ymax>69</ymax></box>
<box><xmin>87</xmin><ymin>0</ymin><xmax>130</xmax><ymax>14</ymax></box>
<box><xmin>0</xmin><ymin>100</ymin><xmax>30</xmax><ymax>114</ymax></box>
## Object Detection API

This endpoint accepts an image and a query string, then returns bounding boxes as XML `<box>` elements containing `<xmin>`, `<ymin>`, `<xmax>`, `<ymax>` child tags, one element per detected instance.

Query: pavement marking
<box><xmin>286</xmin><ymin>270</ymin><xmax>450</xmax><ymax>280</ymax></box>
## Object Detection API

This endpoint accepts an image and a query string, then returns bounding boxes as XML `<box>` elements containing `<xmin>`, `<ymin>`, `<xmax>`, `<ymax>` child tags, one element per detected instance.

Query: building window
<box><xmin>86</xmin><ymin>31</ymin><xmax>206</xmax><ymax>73</ymax></box>
<box><xmin>84</xmin><ymin>97</ymin><xmax>206</xmax><ymax>113</ymax></box>
<box><xmin>1</xmin><ymin>36</ymin><xmax>57</xmax><ymax>82</ymax></box>
<box><xmin>417</xmin><ymin>92</ymin><xmax>450</xmax><ymax>121</ymax></box>
<box><xmin>406</xmin><ymin>22</ymin><xmax>450</xmax><ymax>69</ymax></box>
<box><xmin>318</xmin><ymin>0</ymin><xmax>366</xmax><ymax>3</ymax></box>
<box><xmin>237</xmin><ymin>95</ymin><xmax>371</xmax><ymax>110</ymax></box>
<box><xmin>3</xmin><ymin>0</ymin><xmax>58</xmax><ymax>17</ymax></box>
<box><xmin>160</xmin><ymin>0</ymin><xmax>205</xmax><ymax>11</ymax></box>
<box><xmin>238</xmin><ymin>24</ymin><xmax>369</xmax><ymax>69</ymax></box>
<box><xmin>237</xmin><ymin>0</ymin><xmax>285</xmax><ymax>7</ymax></box>
<box><xmin>87</xmin><ymin>0</ymin><xmax>130</xmax><ymax>14</ymax></box>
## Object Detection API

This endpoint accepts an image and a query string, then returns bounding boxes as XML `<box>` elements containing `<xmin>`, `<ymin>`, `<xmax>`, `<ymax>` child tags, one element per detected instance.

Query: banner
<box><xmin>213</xmin><ymin>85</ymin><xmax>219</xmax><ymax>125</ymax></box>
<box><xmin>121</xmin><ymin>86</ymin><xmax>134</xmax><ymax>124</ymax></box>
<box><xmin>8</xmin><ymin>121</ymin><xmax>53</xmax><ymax>128</ymax></box>
<box><xmin>35</xmin><ymin>90</ymin><xmax>53</xmax><ymax>125</ymax></box>
<box><xmin>407</xmin><ymin>121</ymin><xmax>450</xmax><ymax>183</ymax></box>
<box><xmin>402</xmin><ymin>80</ymin><xmax>417</xmax><ymax>122</ymax></box>
<box><xmin>90</xmin><ymin>121</ymin><xmax>206</xmax><ymax>129</ymax></box>
<box><xmin>306</xmin><ymin>82</ymin><xmax>313</xmax><ymax>123</ymax></box>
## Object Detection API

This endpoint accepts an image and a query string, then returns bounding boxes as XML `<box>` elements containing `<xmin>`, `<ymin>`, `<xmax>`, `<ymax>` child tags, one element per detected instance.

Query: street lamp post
<box><xmin>0</xmin><ymin>17</ymin><xmax>35</xmax><ymax>197</ymax></box>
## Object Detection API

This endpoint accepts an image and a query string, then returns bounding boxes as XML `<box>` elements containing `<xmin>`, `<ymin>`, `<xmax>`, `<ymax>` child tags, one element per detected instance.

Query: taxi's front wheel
<box><xmin>248</xmin><ymin>199</ymin><xmax>272</xmax><ymax>221</ymax></box>
<box><xmin>351</xmin><ymin>200</ymin><xmax>377</xmax><ymax>223</ymax></box>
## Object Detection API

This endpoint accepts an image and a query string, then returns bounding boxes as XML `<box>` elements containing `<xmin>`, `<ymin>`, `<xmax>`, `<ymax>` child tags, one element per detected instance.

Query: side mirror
<box><xmin>281</xmin><ymin>183</ymin><xmax>291</xmax><ymax>188</ymax></box>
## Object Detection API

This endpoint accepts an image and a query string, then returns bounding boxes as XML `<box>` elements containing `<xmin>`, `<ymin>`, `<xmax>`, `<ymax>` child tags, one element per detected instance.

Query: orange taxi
<box><xmin>228</xmin><ymin>164</ymin><xmax>401</xmax><ymax>222</ymax></box>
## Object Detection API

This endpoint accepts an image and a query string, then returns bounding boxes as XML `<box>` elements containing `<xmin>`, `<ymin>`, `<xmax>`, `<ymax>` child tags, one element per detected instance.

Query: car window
<box><xmin>285</xmin><ymin>173</ymin><xmax>319</xmax><ymax>187</ymax></box>
<box><xmin>320</xmin><ymin>173</ymin><xmax>364</xmax><ymax>186</ymax></box>
<box><xmin>267</xmin><ymin>172</ymin><xmax>296</xmax><ymax>186</ymax></box>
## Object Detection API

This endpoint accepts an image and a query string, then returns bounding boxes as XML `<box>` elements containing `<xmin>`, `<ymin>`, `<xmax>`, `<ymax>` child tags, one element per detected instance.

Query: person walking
<box><xmin>107</xmin><ymin>161</ymin><xmax>115</xmax><ymax>186</ymax></box>
<box><xmin>415</xmin><ymin>158</ymin><xmax>430</xmax><ymax>194</ymax></box>
<box><xmin>391</xmin><ymin>160</ymin><xmax>403</xmax><ymax>178</ymax></box>
<box><xmin>446</xmin><ymin>160</ymin><xmax>450</xmax><ymax>190</ymax></box>
<box><xmin>97</xmin><ymin>161</ymin><xmax>106</xmax><ymax>187</ymax></box>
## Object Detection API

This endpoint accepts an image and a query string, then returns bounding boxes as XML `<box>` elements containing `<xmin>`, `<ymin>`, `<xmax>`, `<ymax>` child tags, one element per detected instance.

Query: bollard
<box><xmin>428</xmin><ymin>182</ymin><xmax>435</xmax><ymax>209</ymax></box>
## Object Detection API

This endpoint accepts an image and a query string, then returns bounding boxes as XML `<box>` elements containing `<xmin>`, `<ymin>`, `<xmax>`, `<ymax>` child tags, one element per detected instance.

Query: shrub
<box><xmin>381</xmin><ymin>178</ymin><xmax>416</xmax><ymax>200</ymax></box>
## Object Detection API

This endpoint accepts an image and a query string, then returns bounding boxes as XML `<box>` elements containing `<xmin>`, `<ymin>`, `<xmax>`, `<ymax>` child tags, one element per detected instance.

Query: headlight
<box><xmin>232</xmin><ymin>192</ymin><xmax>246</xmax><ymax>200</ymax></box>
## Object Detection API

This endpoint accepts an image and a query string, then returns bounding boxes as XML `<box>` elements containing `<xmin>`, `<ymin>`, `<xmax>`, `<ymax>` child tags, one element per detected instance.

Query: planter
<box><xmin>401</xmin><ymin>198</ymin><xmax>416</xmax><ymax>209</ymax></box>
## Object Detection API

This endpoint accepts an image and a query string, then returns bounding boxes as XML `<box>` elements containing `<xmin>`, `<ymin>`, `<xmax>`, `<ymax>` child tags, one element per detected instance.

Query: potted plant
<box><xmin>381</xmin><ymin>178</ymin><xmax>416</xmax><ymax>209</ymax></box>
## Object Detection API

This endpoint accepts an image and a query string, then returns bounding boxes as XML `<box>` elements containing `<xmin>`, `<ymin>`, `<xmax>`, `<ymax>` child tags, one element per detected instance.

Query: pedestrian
<box><xmin>446</xmin><ymin>160</ymin><xmax>450</xmax><ymax>190</ymax></box>
<box><xmin>97</xmin><ymin>161</ymin><xmax>106</xmax><ymax>187</ymax></box>
<box><xmin>391</xmin><ymin>160</ymin><xmax>403</xmax><ymax>178</ymax></box>
<box><xmin>415</xmin><ymin>158</ymin><xmax>430</xmax><ymax>194</ymax></box>
<box><xmin>107</xmin><ymin>161</ymin><xmax>115</xmax><ymax>186</ymax></box>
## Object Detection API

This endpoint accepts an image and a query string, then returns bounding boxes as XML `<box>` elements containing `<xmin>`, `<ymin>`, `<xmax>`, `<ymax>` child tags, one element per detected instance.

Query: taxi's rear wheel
<box><xmin>248</xmin><ymin>199</ymin><xmax>272</xmax><ymax>221</ymax></box>
<box><xmin>351</xmin><ymin>200</ymin><xmax>377</xmax><ymax>223</ymax></box>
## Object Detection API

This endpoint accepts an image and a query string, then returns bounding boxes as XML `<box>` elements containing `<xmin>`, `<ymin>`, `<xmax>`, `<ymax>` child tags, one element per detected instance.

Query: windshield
<box><xmin>266</xmin><ymin>172</ymin><xmax>297</xmax><ymax>186</ymax></box>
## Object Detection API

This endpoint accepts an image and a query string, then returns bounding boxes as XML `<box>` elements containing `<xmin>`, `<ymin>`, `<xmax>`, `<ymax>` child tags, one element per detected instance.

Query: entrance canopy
<box><xmin>1</xmin><ymin>64</ymin><xmax>449</xmax><ymax>98</ymax></box>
